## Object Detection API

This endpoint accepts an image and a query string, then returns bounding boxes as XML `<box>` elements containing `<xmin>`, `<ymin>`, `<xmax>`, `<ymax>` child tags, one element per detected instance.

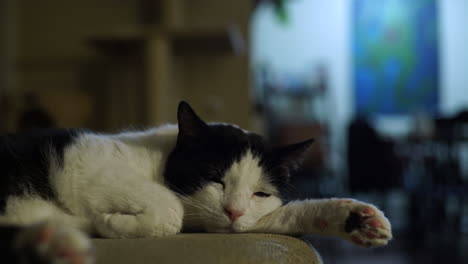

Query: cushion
<box><xmin>93</xmin><ymin>233</ymin><xmax>323</xmax><ymax>264</ymax></box>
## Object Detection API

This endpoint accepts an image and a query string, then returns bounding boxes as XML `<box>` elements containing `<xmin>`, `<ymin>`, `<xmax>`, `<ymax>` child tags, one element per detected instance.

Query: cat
<box><xmin>0</xmin><ymin>101</ymin><xmax>392</xmax><ymax>263</ymax></box>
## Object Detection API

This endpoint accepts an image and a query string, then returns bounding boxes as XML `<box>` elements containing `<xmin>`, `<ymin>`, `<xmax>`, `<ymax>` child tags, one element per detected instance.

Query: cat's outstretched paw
<box><xmin>338</xmin><ymin>199</ymin><xmax>392</xmax><ymax>248</ymax></box>
<box><xmin>14</xmin><ymin>221</ymin><xmax>94</xmax><ymax>264</ymax></box>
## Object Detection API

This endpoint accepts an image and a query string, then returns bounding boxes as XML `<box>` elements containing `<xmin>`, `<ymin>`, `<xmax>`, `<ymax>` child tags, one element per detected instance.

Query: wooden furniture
<box><xmin>88</xmin><ymin>0</ymin><xmax>252</xmax><ymax>131</ymax></box>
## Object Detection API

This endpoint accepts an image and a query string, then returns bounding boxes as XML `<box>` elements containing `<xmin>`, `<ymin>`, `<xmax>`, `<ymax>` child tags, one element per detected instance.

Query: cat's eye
<box><xmin>212</xmin><ymin>179</ymin><xmax>225</xmax><ymax>189</ymax></box>
<box><xmin>253</xmin><ymin>192</ymin><xmax>271</xmax><ymax>198</ymax></box>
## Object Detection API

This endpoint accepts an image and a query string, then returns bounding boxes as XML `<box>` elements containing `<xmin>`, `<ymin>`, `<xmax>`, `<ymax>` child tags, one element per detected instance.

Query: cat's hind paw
<box><xmin>14</xmin><ymin>221</ymin><xmax>94</xmax><ymax>264</ymax></box>
<box><xmin>340</xmin><ymin>200</ymin><xmax>392</xmax><ymax>248</ymax></box>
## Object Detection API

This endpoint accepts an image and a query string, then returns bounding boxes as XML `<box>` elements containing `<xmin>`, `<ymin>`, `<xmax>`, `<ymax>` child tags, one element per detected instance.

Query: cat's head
<box><xmin>164</xmin><ymin>101</ymin><xmax>313</xmax><ymax>233</ymax></box>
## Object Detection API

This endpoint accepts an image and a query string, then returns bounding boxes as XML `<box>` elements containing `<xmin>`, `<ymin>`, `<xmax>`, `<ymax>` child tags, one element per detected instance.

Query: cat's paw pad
<box><xmin>15</xmin><ymin>222</ymin><xmax>94</xmax><ymax>264</ymax></box>
<box><xmin>341</xmin><ymin>201</ymin><xmax>392</xmax><ymax>248</ymax></box>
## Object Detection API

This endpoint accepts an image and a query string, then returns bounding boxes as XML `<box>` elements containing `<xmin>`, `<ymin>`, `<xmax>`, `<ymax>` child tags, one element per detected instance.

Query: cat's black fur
<box><xmin>0</xmin><ymin>129</ymin><xmax>88</xmax><ymax>263</ymax></box>
<box><xmin>0</xmin><ymin>129</ymin><xmax>82</xmax><ymax>212</ymax></box>
<box><xmin>164</xmin><ymin>101</ymin><xmax>314</xmax><ymax>198</ymax></box>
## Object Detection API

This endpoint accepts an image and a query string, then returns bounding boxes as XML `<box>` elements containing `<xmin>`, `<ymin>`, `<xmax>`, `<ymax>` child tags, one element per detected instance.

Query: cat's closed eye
<box><xmin>253</xmin><ymin>192</ymin><xmax>271</xmax><ymax>198</ymax></box>
<box><xmin>212</xmin><ymin>179</ymin><xmax>225</xmax><ymax>189</ymax></box>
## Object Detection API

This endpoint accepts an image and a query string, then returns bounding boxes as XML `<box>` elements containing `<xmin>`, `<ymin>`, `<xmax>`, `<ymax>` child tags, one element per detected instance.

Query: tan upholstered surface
<box><xmin>93</xmin><ymin>233</ymin><xmax>323</xmax><ymax>264</ymax></box>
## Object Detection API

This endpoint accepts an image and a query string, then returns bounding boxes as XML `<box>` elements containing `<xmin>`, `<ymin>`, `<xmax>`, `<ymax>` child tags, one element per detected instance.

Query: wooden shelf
<box><xmin>170</xmin><ymin>27</ymin><xmax>243</xmax><ymax>54</ymax></box>
<box><xmin>88</xmin><ymin>26</ymin><xmax>243</xmax><ymax>55</ymax></box>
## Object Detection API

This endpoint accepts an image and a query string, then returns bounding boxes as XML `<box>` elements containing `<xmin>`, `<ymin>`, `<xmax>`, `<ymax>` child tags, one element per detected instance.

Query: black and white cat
<box><xmin>1</xmin><ymin>101</ymin><xmax>391</xmax><ymax>263</ymax></box>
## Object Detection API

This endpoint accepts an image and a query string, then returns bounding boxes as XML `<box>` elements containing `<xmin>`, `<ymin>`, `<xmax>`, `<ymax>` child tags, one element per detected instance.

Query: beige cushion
<box><xmin>94</xmin><ymin>233</ymin><xmax>322</xmax><ymax>264</ymax></box>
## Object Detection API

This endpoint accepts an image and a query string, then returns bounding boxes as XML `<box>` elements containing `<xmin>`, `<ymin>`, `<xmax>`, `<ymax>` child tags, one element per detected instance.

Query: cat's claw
<box><xmin>15</xmin><ymin>221</ymin><xmax>94</xmax><ymax>264</ymax></box>
<box><xmin>340</xmin><ymin>200</ymin><xmax>392</xmax><ymax>248</ymax></box>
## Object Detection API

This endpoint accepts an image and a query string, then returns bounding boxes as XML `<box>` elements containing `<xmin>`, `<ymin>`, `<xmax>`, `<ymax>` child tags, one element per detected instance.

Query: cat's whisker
<box><xmin>183</xmin><ymin>213</ymin><xmax>208</xmax><ymax>217</ymax></box>
<box><xmin>166</xmin><ymin>184</ymin><xmax>221</xmax><ymax>216</ymax></box>
<box><xmin>183</xmin><ymin>201</ymin><xmax>221</xmax><ymax>218</ymax></box>
<box><xmin>177</xmin><ymin>196</ymin><xmax>220</xmax><ymax>216</ymax></box>
<box><xmin>166</xmin><ymin>184</ymin><xmax>223</xmax><ymax>219</ymax></box>
<box><xmin>183</xmin><ymin>217</ymin><xmax>208</xmax><ymax>220</ymax></box>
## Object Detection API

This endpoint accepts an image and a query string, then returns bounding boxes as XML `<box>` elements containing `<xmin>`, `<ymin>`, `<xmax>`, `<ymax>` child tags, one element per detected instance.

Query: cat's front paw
<box><xmin>14</xmin><ymin>222</ymin><xmax>94</xmax><ymax>264</ymax></box>
<box><xmin>338</xmin><ymin>199</ymin><xmax>392</xmax><ymax>248</ymax></box>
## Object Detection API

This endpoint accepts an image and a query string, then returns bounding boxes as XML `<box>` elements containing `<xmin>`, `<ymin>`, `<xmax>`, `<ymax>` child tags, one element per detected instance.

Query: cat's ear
<box><xmin>273</xmin><ymin>138</ymin><xmax>314</xmax><ymax>171</ymax></box>
<box><xmin>177</xmin><ymin>101</ymin><xmax>208</xmax><ymax>140</ymax></box>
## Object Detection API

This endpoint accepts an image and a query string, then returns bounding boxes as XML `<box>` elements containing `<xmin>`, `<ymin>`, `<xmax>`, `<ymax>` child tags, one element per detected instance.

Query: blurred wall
<box><xmin>251</xmin><ymin>0</ymin><xmax>468</xmax><ymax>171</ymax></box>
<box><xmin>251</xmin><ymin>0</ymin><xmax>352</xmax><ymax>172</ymax></box>
<box><xmin>439</xmin><ymin>0</ymin><xmax>468</xmax><ymax>116</ymax></box>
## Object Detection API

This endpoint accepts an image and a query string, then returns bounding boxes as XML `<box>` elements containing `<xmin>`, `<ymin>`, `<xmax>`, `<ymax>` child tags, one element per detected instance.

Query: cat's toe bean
<box><xmin>15</xmin><ymin>222</ymin><xmax>94</xmax><ymax>264</ymax></box>
<box><xmin>351</xmin><ymin>234</ymin><xmax>364</xmax><ymax>245</ymax></box>
<box><xmin>338</xmin><ymin>200</ymin><xmax>392</xmax><ymax>247</ymax></box>
<box><xmin>365</xmin><ymin>218</ymin><xmax>383</xmax><ymax>229</ymax></box>
<box><xmin>56</xmin><ymin>246</ymin><xmax>94</xmax><ymax>264</ymax></box>
<box><xmin>379</xmin><ymin>233</ymin><xmax>390</xmax><ymax>239</ymax></box>
<box><xmin>361</xmin><ymin>207</ymin><xmax>375</xmax><ymax>217</ymax></box>
<box><xmin>364</xmin><ymin>231</ymin><xmax>377</xmax><ymax>239</ymax></box>
<box><xmin>350</xmin><ymin>234</ymin><xmax>372</xmax><ymax>248</ymax></box>
<box><xmin>350</xmin><ymin>231</ymin><xmax>388</xmax><ymax>248</ymax></box>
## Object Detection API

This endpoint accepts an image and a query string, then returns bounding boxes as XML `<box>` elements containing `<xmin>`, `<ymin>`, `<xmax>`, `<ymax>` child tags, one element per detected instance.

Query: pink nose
<box><xmin>224</xmin><ymin>207</ymin><xmax>244</xmax><ymax>222</ymax></box>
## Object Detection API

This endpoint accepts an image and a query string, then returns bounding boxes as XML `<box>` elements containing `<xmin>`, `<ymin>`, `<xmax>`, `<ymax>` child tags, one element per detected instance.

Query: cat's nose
<box><xmin>224</xmin><ymin>207</ymin><xmax>244</xmax><ymax>222</ymax></box>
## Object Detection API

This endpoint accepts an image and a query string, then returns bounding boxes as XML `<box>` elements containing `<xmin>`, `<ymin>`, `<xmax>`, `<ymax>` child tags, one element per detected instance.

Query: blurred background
<box><xmin>1</xmin><ymin>0</ymin><xmax>468</xmax><ymax>263</ymax></box>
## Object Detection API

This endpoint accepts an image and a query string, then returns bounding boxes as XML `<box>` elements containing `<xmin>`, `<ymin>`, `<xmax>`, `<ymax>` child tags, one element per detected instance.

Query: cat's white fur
<box><xmin>1</xmin><ymin>124</ymin><xmax>392</xmax><ymax>247</ymax></box>
<box><xmin>182</xmin><ymin>150</ymin><xmax>283</xmax><ymax>233</ymax></box>
<box><xmin>2</xmin><ymin>125</ymin><xmax>181</xmax><ymax>236</ymax></box>
<box><xmin>2</xmin><ymin>125</ymin><xmax>281</xmax><ymax>237</ymax></box>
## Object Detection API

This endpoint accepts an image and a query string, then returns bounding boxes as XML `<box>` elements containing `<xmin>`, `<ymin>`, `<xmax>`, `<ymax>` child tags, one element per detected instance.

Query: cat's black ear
<box><xmin>177</xmin><ymin>101</ymin><xmax>208</xmax><ymax>140</ymax></box>
<box><xmin>273</xmin><ymin>138</ymin><xmax>314</xmax><ymax>171</ymax></box>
